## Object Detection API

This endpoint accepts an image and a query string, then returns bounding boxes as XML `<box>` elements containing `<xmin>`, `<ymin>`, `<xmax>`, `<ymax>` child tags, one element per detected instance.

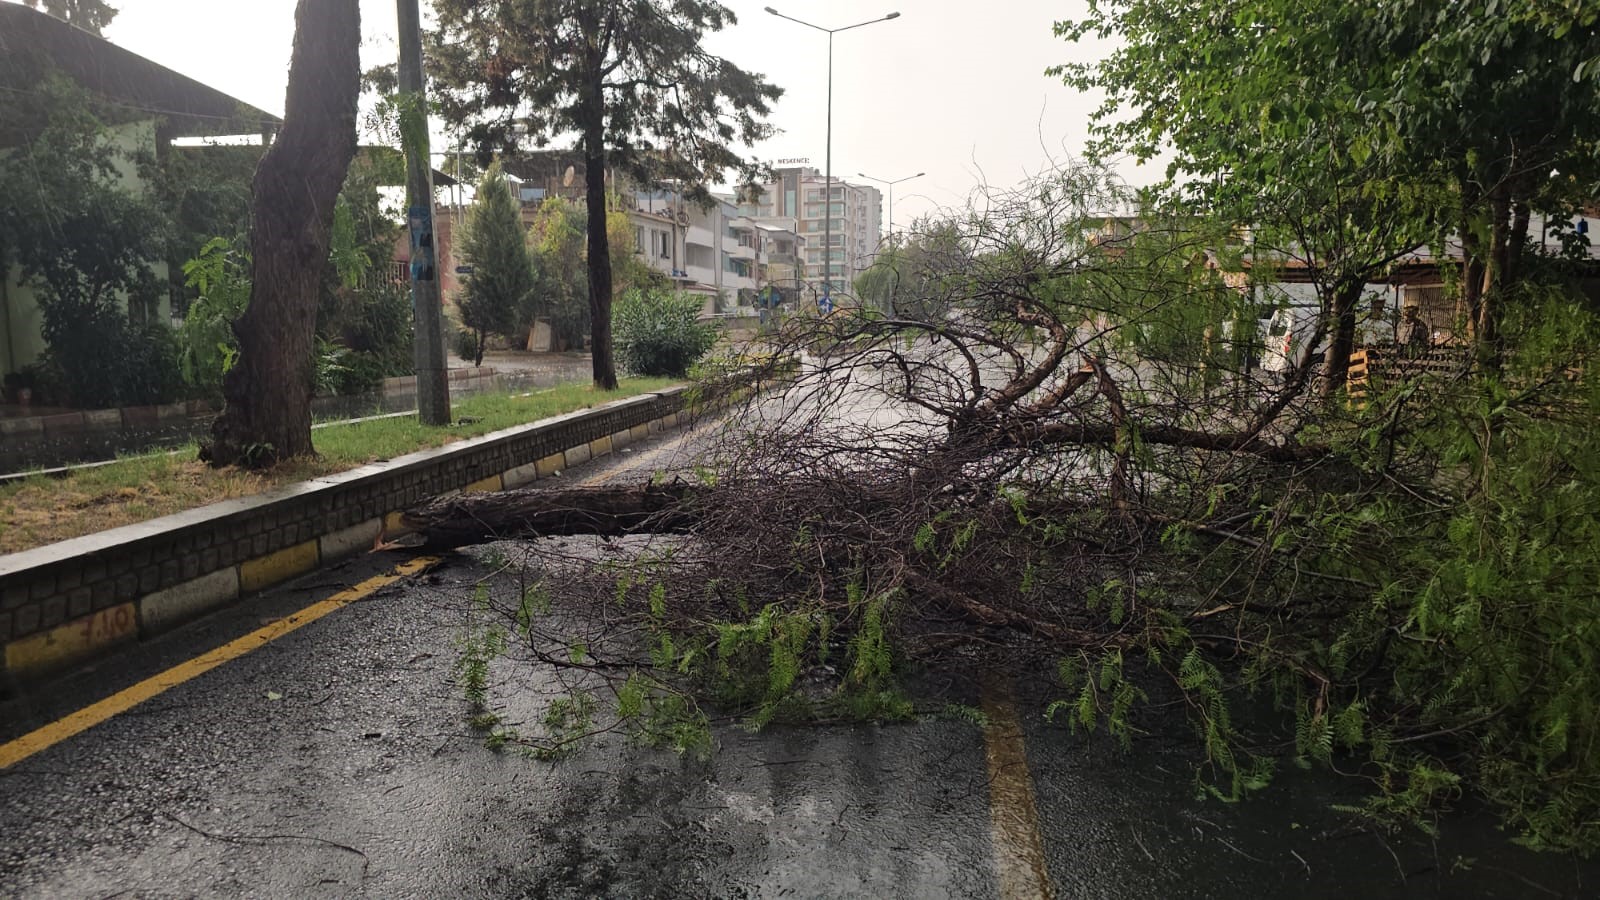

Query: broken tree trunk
<box><xmin>402</xmin><ymin>483</ymin><xmax>701</xmax><ymax>549</ymax></box>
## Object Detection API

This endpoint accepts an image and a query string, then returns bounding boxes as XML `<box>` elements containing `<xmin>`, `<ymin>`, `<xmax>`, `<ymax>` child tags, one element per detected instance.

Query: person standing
<box><xmin>1398</xmin><ymin>305</ymin><xmax>1430</xmax><ymax>352</ymax></box>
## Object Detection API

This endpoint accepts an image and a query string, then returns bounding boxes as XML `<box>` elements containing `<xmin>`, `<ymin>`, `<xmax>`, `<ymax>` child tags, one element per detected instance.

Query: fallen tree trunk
<box><xmin>403</xmin><ymin>483</ymin><xmax>701</xmax><ymax>549</ymax></box>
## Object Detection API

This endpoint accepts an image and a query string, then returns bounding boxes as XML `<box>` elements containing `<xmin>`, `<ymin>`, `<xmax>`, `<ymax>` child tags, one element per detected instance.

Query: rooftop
<box><xmin>0</xmin><ymin>2</ymin><xmax>279</xmax><ymax>146</ymax></box>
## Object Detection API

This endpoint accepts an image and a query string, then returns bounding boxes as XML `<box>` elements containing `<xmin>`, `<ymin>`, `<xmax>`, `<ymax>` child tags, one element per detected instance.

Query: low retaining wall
<box><xmin>0</xmin><ymin>387</ymin><xmax>691</xmax><ymax>690</ymax></box>
<box><xmin>0</xmin><ymin>368</ymin><xmax>503</xmax><ymax>473</ymax></box>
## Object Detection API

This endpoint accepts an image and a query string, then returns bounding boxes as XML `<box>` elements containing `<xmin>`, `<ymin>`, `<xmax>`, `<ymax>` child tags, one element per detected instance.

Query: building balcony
<box><xmin>685</xmin><ymin>263</ymin><xmax>718</xmax><ymax>286</ymax></box>
<box><xmin>685</xmin><ymin>225</ymin><xmax>714</xmax><ymax>248</ymax></box>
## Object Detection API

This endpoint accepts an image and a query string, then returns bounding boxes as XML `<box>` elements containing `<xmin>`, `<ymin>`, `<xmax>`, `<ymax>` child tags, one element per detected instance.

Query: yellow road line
<box><xmin>0</xmin><ymin>556</ymin><xmax>440</xmax><ymax>771</ymax></box>
<box><xmin>982</xmin><ymin>679</ymin><xmax>1054</xmax><ymax>899</ymax></box>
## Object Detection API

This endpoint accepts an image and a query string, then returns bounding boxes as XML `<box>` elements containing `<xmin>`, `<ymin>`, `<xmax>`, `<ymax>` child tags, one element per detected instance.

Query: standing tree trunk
<box><xmin>582</xmin><ymin>71</ymin><xmax>618</xmax><ymax>391</ymax></box>
<box><xmin>1476</xmin><ymin>184</ymin><xmax>1513</xmax><ymax>365</ymax></box>
<box><xmin>1318</xmin><ymin>280</ymin><xmax>1366</xmax><ymax>398</ymax></box>
<box><xmin>204</xmin><ymin>0</ymin><xmax>360</xmax><ymax>467</ymax></box>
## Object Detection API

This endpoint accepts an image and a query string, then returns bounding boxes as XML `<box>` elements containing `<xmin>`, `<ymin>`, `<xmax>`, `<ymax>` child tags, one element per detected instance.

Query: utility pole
<box><xmin>398</xmin><ymin>0</ymin><xmax>451</xmax><ymax>425</ymax></box>
<box><xmin>765</xmin><ymin>8</ymin><xmax>900</xmax><ymax>304</ymax></box>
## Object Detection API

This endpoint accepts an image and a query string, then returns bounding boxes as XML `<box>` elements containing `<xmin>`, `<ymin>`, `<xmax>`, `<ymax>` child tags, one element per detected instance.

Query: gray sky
<box><xmin>97</xmin><ymin>0</ymin><xmax>1153</xmax><ymax>227</ymax></box>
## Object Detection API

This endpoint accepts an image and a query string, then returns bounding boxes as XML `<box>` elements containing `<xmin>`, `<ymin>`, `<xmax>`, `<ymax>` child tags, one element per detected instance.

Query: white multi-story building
<box><xmin>738</xmin><ymin>166</ymin><xmax>882</xmax><ymax>293</ymax></box>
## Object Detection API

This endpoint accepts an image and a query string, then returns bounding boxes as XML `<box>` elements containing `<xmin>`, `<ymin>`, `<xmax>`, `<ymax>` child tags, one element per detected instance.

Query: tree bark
<box><xmin>1476</xmin><ymin>185</ymin><xmax>1513</xmax><ymax>364</ymax></box>
<box><xmin>582</xmin><ymin>71</ymin><xmax>619</xmax><ymax>391</ymax></box>
<box><xmin>203</xmin><ymin>0</ymin><xmax>360</xmax><ymax>467</ymax></box>
<box><xmin>404</xmin><ymin>484</ymin><xmax>699</xmax><ymax>549</ymax></box>
<box><xmin>1318</xmin><ymin>280</ymin><xmax>1366</xmax><ymax>398</ymax></box>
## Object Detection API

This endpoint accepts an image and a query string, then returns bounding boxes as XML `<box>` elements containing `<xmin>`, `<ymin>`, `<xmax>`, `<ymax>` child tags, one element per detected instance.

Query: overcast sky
<box><xmin>93</xmin><ymin>0</ymin><xmax>1155</xmax><ymax>227</ymax></box>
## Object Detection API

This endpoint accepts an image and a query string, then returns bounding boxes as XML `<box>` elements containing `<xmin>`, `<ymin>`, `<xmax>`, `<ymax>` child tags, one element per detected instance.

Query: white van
<box><xmin>1260</xmin><ymin>304</ymin><xmax>1321</xmax><ymax>374</ymax></box>
<box><xmin>1258</xmin><ymin>285</ymin><xmax>1396</xmax><ymax>373</ymax></box>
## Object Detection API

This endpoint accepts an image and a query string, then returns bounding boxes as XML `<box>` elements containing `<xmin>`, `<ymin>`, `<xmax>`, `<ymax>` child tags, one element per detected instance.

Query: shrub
<box><xmin>613</xmin><ymin>288</ymin><xmax>718</xmax><ymax>377</ymax></box>
<box><xmin>178</xmin><ymin>237</ymin><xmax>250</xmax><ymax>401</ymax></box>
<box><xmin>455</xmin><ymin>328</ymin><xmax>481</xmax><ymax>365</ymax></box>
<box><xmin>332</xmin><ymin>280</ymin><xmax>413</xmax><ymax>378</ymax></box>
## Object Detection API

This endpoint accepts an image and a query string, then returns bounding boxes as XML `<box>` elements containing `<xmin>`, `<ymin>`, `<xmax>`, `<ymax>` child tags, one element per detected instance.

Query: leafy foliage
<box><xmin>458</xmin><ymin>161</ymin><xmax>534</xmax><ymax>362</ymax></box>
<box><xmin>178</xmin><ymin>238</ymin><xmax>251</xmax><ymax>400</ymax></box>
<box><xmin>612</xmin><ymin>287</ymin><xmax>718</xmax><ymax>377</ymax></box>
<box><xmin>526</xmin><ymin>197</ymin><xmax>592</xmax><ymax>349</ymax></box>
<box><xmin>21</xmin><ymin>0</ymin><xmax>116</xmax><ymax>34</ymax></box>
<box><xmin>0</xmin><ymin>73</ymin><xmax>181</xmax><ymax>408</ymax></box>
<box><xmin>384</xmin><ymin>0</ymin><xmax>782</xmax><ymax>388</ymax></box>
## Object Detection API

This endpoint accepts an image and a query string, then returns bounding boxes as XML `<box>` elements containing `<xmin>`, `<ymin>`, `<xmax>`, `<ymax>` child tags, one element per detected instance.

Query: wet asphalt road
<box><xmin>1</xmin><ymin>422</ymin><xmax>1596</xmax><ymax>898</ymax></box>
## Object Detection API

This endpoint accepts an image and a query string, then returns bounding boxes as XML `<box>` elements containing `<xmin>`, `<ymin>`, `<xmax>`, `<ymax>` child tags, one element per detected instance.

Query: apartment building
<box><xmin>739</xmin><ymin>166</ymin><xmax>883</xmax><ymax>292</ymax></box>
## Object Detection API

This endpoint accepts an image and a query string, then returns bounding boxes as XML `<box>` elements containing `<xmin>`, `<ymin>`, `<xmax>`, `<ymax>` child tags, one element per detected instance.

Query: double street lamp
<box><xmin>857</xmin><ymin>171</ymin><xmax>924</xmax><ymax>248</ymax></box>
<box><xmin>765</xmin><ymin>6</ymin><xmax>900</xmax><ymax>303</ymax></box>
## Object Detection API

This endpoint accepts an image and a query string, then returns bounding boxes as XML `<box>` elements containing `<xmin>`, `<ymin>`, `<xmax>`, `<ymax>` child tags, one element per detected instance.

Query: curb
<box><xmin>0</xmin><ymin>386</ymin><xmax>702</xmax><ymax>687</ymax></box>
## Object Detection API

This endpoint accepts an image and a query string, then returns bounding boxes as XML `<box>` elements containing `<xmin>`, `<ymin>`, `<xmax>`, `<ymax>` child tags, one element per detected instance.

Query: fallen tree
<box><xmin>422</xmin><ymin>167</ymin><xmax>1600</xmax><ymax>854</ymax></box>
<box><xmin>406</xmin><ymin>483</ymin><xmax>699</xmax><ymax>549</ymax></box>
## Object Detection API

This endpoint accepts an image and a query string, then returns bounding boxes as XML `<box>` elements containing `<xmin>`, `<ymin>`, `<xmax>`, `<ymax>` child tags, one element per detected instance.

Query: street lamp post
<box><xmin>765</xmin><ymin>6</ymin><xmax>900</xmax><ymax>304</ymax></box>
<box><xmin>857</xmin><ymin>171</ymin><xmax>924</xmax><ymax>248</ymax></box>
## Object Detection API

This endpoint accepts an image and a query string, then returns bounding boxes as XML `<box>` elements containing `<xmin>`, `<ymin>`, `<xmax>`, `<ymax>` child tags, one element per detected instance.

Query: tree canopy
<box><xmin>22</xmin><ymin>0</ymin><xmax>116</xmax><ymax>34</ymax></box>
<box><xmin>1053</xmin><ymin>0</ymin><xmax>1600</xmax><ymax>373</ymax></box>
<box><xmin>408</xmin><ymin>0</ymin><xmax>782</xmax><ymax>389</ymax></box>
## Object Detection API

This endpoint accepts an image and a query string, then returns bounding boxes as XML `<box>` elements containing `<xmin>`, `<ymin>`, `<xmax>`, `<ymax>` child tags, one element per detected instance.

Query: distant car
<box><xmin>1259</xmin><ymin>291</ymin><xmax>1396</xmax><ymax>374</ymax></box>
<box><xmin>1260</xmin><ymin>304</ymin><xmax>1321</xmax><ymax>374</ymax></box>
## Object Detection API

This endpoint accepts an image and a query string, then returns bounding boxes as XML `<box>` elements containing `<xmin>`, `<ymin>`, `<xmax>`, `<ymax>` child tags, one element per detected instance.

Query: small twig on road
<box><xmin>1215</xmin><ymin>835</ymin><xmax>1268</xmax><ymax>864</ymax></box>
<box><xmin>1290</xmin><ymin>848</ymin><xmax>1311</xmax><ymax>875</ymax></box>
<box><xmin>163</xmin><ymin>813</ymin><xmax>370</xmax><ymax>878</ymax></box>
<box><xmin>1130</xmin><ymin>826</ymin><xmax>1156</xmax><ymax>862</ymax></box>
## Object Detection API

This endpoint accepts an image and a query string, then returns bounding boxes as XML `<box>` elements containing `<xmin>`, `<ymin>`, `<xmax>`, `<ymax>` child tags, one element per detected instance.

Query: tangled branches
<box><xmin>423</xmin><ymin>165</ymin><xmax>1600</xmax><ymax>852</ymax></box>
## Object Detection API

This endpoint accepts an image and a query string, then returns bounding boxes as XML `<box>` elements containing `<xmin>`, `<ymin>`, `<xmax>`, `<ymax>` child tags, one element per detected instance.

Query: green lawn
<box><xmin>0</xmin><ymin>378</ymin><xmax>677</xmax><ymax>555</ymax></box>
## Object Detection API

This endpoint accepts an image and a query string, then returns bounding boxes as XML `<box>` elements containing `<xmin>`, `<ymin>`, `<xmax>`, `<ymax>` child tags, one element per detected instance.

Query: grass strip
<box><xmin>0</xmin><ymin>378</ymin><xmax>677</xmax><ymax>555</ymax></box>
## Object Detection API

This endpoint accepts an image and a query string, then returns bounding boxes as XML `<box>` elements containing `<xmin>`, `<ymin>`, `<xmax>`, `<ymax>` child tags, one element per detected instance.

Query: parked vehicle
<box><xmin>1258</xmin><ymin>284</ymin><xmax>1396</xmax><ymax>374</ymax></box>
<box><xmin>1260</xmin><ymin>304</ymin><xmax>1321</xmax><ymax>373</ymax></box>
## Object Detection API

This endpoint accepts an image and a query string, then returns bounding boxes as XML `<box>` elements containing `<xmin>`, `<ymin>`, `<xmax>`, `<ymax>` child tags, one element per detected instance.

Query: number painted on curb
<box><xmin>79</xmin><ymin>605</ymin><xmax>135</xmax><ymax>645</ymax></box>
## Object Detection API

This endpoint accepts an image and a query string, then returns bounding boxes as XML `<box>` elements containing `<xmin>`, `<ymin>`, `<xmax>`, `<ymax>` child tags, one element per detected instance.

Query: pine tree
<box><xmin>415</xmin><ymin>0</ymin><xmax>782</xmax><ymax>390</ymax></box>
<box><xmin>23</xmin><ymin>0</ymin><xmax>117</xmax><ymax>34</ymax></box>
<box><xmin>458</xmin><ymin>161</ymin><xmax>534</xmax><ymax>366</ymax></box>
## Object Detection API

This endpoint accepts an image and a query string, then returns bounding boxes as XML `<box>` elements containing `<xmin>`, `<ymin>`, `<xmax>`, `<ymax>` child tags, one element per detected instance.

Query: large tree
<box><xmin>1350</xmin><ymin>1</ymin><xmax>1600</xmax><ymax>362</ymax></box>
<box><xmin>1056</xmin><ymin>0</ymin><xmax>1600</xmax><ymax>376</ymax></box>
<box><xmin>204</xmin><ymin>0</ymin><xmax>360</xmax><ymax>466</ymax></box>
<box><xmin>458</xmin><ymin>160</ymin><xmax>534</xmax><ymax>362</ymax></box>
<box><xmin>419</xmin><ymin>0</ymin><xmax>782</xmax><ymax>389</ymax></box>
<box><xmin>22</xmin><ymin>0</ymin><xmax>116</xmax><ymax>34</ymax></box>
<box><xmin>1054</xmin><ymin>0</ymin><xmax>1438</xmax><ymax>392</ymax></box>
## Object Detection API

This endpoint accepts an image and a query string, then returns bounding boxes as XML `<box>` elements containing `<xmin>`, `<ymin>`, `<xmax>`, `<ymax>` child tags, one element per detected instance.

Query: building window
<box><xmin>635</xmin><ymin>226</ymin><xmax>644</xmax><ymax>253</ymax></box>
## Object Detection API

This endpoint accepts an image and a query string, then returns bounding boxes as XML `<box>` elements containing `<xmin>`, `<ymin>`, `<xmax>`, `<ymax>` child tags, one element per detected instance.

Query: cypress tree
<box><xmin>458</xmin><ymin>161</ymin><xmax>534</xmax><ymax>365</ymax></box>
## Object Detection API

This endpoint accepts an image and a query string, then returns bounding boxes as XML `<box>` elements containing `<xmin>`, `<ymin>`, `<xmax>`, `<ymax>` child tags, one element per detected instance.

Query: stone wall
<box><xmin>0</xmin><ymin>388</ymin><xmax>688</xmax><ymax>688</ymax></box>
<box><xmin>0</xmin><ymin>368</ymin><xmax>511</xmax><ymax>474</ymax></box>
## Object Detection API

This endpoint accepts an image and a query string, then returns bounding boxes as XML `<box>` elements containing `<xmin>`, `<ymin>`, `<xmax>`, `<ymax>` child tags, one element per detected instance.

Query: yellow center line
<box><xmin>0</xmin><ymin>556</ymin><xmax>440</xmax><ymax>771</ymax></box>
<box><xmin>982</xmin><ymin>678</ymin><xmax>1055</xmax><ymax>899</ymax></box>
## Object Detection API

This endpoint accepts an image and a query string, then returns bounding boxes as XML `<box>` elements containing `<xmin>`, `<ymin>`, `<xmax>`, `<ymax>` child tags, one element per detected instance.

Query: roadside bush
<box><xmin>318</xmin><ymin>349</ymin><xmax>389</xmax><ymax>396</ymax></box>
<box><xmin>123</xmin><ymin>322</ymin><xmax>187</xmax><ymax>406</ymax></box>
<box><xmin>455</xmin><ymin>328</ymin><xmax>481</xmax><ymax>365</ymax></box>
<box><xmin>613</xmin><ymin>288</ymin><xmax>718</xmax><ymax>377</ymax></box>
<box><xmin>326</xmin><ymin>280</ymin><xmax>413</xmax><ymax>378</ymax></box>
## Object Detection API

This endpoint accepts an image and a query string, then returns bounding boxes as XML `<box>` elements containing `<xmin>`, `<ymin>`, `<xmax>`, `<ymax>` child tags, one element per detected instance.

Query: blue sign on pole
<box><xmin>818</xmin><ymin>290</ymin><xmax>833</xmax><ymax>316</ymax></box>
<box><xmin>407</xmin><ymin>205</ymin><xmax>436</xmax><ymax>285</ymax></box>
